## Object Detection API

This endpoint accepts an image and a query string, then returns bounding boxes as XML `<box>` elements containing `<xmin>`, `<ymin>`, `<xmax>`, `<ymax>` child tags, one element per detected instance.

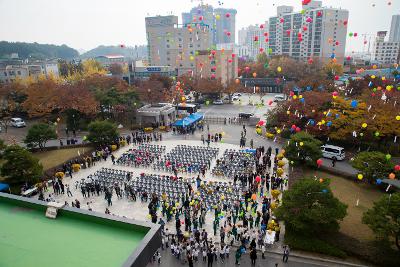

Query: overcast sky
<box><xmin>0</xmin><ymin>0</ymin><xmax>399</xmax><ymax>54</ymax></box>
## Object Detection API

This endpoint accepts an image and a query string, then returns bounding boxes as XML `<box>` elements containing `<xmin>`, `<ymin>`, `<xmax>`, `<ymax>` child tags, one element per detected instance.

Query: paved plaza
<box><xmin>48</xmin><ymin>139</ymin><xmax>286</xmax><ymax>238</ymax></box>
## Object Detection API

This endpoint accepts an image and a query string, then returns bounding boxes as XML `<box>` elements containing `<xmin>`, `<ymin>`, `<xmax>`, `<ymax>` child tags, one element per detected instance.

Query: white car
<box><xmin>11</xmin><ymin>118</ymin><xmax>26</xmax><ymax>128</ymax></box>
<box><xmin>274</xmin><ymin>94</ymin><xmax>287</xmax><ymax>102</ymax></box>
<box><xmin>321</xmin><ymin>145</ymin><xmax>345</xmax><ymax>161</ymax></box>
<box><xmin>232</xmin><ymin>96</ymin><xmax>240</xmax><ymax>101</ymax></box>
<box><xmin>213</xmin><ymin>99</ymin><xmax>224</xmax><ymax>105</ymax></box>
<box><xmin>233</xmin><ymin>93</ymin><xmax>242</xmax><ymax>97</ymax></box>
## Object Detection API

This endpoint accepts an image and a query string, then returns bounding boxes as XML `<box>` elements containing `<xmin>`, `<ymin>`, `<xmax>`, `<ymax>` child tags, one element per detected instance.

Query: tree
<box><xmin>24</xmin><ymin>123</ymin><xmax>57</xmax><ymax>149</ymax></box>
<box><xmin>351</xmin><ymin>151</ymin><xmax>394</xmax><ymax>183</ymax></box>
<box><xmin>87</xmin><ymin>120</ymin><xmax>119</xmax><ymax>146</ymax></box>
<box><xmin>222</xmin><ymin>79</ymin><xmax>246</xmax><ymax>103</ymax></box>
<box><xmin>275</xmin><ymin>178</ymin><xmax>347</xmax><ymax>236</ymax></box>
<box><xmin>323</xmin><ymin>61</ymin><xmax>344</xmax><ymax>80</ymax></box>
<box><xmin>22</xmin><ymin>78</ymin><xmax>60</xmax><ymax>118</ymax></box>
<box><xmin>363</xmin><ymin>193</ymin><xmax>400</xmax><ymax>250</ymax></box>
<box><xmin>0</xmin><ymin>145</ymin><xmax>43</xmax><ymax>184</ymax></box>
<box><xmin>284</xmin><ymin>132</ymin><xmax>322</xmax><ymax>167</ymax></box>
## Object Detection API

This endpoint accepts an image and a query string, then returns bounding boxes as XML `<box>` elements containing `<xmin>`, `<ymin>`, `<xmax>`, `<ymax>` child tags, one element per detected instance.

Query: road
<box><xmin>148</xmin><ymin>248</ymin><xmax>365</xmax><ymax>267</ymax></box>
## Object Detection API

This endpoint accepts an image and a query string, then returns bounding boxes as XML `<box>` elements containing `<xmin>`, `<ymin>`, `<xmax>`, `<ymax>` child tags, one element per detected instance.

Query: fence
<box><xmin>203</xmin><ymin>116</ymin><xmax>259</xmax><ymax>125</ymax></box>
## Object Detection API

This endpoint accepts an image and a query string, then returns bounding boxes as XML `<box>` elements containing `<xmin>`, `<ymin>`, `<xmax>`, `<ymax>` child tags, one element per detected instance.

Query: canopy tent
<box><xmin>0</xmin><ymin>183</ymin><xmax>10</xmax><ymax>192</ymax></box>
<box><xmin>174</xmin><ymin>112</ymin><xmax>204</xmax><ymax>128</ymax></box>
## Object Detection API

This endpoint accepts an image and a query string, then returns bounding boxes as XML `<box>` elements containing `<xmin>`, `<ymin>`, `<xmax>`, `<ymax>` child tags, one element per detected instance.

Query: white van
<box><xmin>321</xmin><ymin>145</ymin><xmax>345</xmax><ymax>161</ymax></box>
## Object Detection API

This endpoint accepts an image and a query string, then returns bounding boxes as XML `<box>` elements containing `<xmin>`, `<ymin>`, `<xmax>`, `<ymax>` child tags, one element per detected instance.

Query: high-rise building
<box><xmin>389</xmin><ymin>15</ymin><xmax>400</xmax><ymax>42</ymax></box>
<box><xmin>145</xmin><ymin>15</ymin><xmax>212</xmax><ymax>76</ymax></box>
<box><xmin>194</xmin><ymin>50</ymin><xmax>238</xmax><ymax>85</ymax></box>
<box><xmin>182</xmin><ymin>5</ymin><xmax>215</xmax><ymax>47</ymax></box>
<box><xmin>214</xmin><ymin>8</ymin><xmax>237</xmax><ymax>45</ymax></box>
<box><xmin>239</xmin><ymin>23</ymin><xmax>269</xmax><ymax>60</ymax></box>
<box><xmin>373</xmin><ymin>31</ymin><xmax>400</xmax><ymax>65</ymax></box>
<box><xmin>268</xmin><ymin>0</ymin><xmax>349</xmax><ymax>64</ymax></box>
<box><xmin>182</xmin><ymin>6</ymin><xmax>237</xmax><ymax>46</ymax></box>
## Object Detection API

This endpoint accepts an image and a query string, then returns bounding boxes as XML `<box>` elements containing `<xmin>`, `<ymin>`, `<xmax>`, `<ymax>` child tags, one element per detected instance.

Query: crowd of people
<box><xmin>155</xmin><ymin>145</ymin><xmax>219</xmax><ymax>175</ymax></box>
<box><xmin>117</xmin><ymin>144</ymin><xmax>166</xmax><ymax>168</ymax></box>
<box><xmin>39</xmin><ymin>125</ymin><xmax>291</xmax><ymax>266</ymax></box>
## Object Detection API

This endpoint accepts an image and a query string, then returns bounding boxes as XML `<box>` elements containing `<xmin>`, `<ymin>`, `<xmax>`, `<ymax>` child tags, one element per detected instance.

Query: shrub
<box><xmin>284</xmin><ymin>230</ymin><xmax>346</xmax><ymax>258</ymax></box>
<box><xmin>72</xmin><ymin>164</ymin><xmax>81</xmax><ymax>172</ymax></box>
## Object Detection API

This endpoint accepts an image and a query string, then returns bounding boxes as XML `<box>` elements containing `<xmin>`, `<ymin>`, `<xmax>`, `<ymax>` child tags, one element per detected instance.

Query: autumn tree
<box><xmin>323</xmin><ymin>61</ymin><xmax>344</xmax><ymax>80</ymax></box>
<box><xmin>22</xmin><ymin>78</ymin><xmax>60</xmax><ymax>118</ymax></box>
<box><xmin>222</xmin><ymin>79</ymin><xmax>246</xmax><ymax>103</ymax></box>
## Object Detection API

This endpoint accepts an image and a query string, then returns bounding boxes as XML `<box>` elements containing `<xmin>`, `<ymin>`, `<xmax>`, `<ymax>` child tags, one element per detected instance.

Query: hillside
<box><xmin>80</xmin><ymin>45</ymin><xmax>147</xmax><ymax>59</ymax></box>
<box><xmin>0</xmin><ymin>41</ymin><xmax>79</xmax><ymax>60</ymax></box>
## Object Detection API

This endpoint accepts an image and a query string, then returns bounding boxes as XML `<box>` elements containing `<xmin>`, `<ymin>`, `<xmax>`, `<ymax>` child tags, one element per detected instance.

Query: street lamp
<box><xmin>147</xmin><ymin>88</ymin><xmax>152</xmax><ymax>105</ymax></box>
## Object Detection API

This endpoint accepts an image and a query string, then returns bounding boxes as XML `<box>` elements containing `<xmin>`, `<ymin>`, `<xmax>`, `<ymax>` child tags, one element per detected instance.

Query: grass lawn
<box><xmin>33</xmin><ymin>146</ymin><xmax>92</xmax><ymax>171</ymax></box>
<box><xmin>303</xmin><ymin>169</ymin><xmax>383</xmax><ymax>242</ymax></box>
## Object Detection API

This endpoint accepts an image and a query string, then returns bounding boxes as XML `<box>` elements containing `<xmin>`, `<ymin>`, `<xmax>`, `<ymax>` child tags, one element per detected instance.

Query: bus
<box><xmin>176</xmin><ymin>103</ymin><xmax>198</xmax><ymax>117</ymax></box>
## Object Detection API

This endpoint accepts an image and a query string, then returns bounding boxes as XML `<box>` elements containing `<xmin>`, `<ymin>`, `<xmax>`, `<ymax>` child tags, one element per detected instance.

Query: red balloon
<box><xmin>317</xmin><ymin>159</ymin><xmax>323</xmax><ymax>166</ymax></box>
<box><xmin>302</xmin><ymin>0</ymin><xmax>311</xmax><ymax>5</ymax></box>
<box><xmin>295</xmin><ymin>127</ymin><xmax>301</xmax><ymax>132</ymax></box>
<box><xmin>395</xmin><ymin>165</ymin><xmax>400</xmax><ymax>171</ymax></box>
<box><xmin>291</xmin><ymin>124</ymin><xmax>297</xmax><ymax>129</ymax></box>
<box><xmin>256</xmin><ymin>176</ymin><xmax>261</xmax><ymax>182</ymax></box>
<box><xmin>334</xmin><ymin>75</ymin><xmax>340</xmax><ymax>80</ymax></box>
<box><xmin>268</xmin><ymin>100</ymin><xmax>273</xmax><ymax>105</ymax></box>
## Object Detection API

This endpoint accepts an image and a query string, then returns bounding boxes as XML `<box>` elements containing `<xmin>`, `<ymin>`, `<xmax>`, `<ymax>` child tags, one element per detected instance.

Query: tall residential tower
<box><xmin>268</xmin><ymin>0</ymin><xmax>349</xmax><ymax>64</ymax></box>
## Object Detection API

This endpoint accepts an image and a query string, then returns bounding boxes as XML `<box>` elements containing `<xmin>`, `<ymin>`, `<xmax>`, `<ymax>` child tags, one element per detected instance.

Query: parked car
<box><xmin>232</xmin><ymin>96</ymin><xmax>240</xmax><ymax>101</ymax></box>
<box><xmin>273</xmin><ymin>94</ymin><xmax>287</xmax><ymax>102</ymax></box>
<box><xmin>239</xmin><ymin>112</ymin><xmax>254</xmax><ymax>119</ymax></box>
<box><xmin>213</xmin><ymin>99</ymin><xmax>224</xmax><ymax>105</ymax></box>
<box><xmin>233</xmin><ymin>93</ymin><xmax>242</xmax><ymax>97</ymax></box>
<box><xmin>321</xmin><ymin>145</ymin><xmax>345</xmax><ymax>161</ymax></box>
<box><xmin>10</xmin><ymin>118</ymin><xmax>26</xmax><ymax>128</ymax></box>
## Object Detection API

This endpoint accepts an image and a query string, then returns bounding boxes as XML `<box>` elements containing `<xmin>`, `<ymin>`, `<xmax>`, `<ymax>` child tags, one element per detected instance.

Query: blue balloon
<box><xmin>306</xmin><ymin>86</ymin><xmax>312</xmax><ymax>91</ymax></box>
<box><xmin>376</xmin><ymin>179</ymin><xmax>382</xmax><ymax>185</ymax></box>
<box><xmin>322</xmin><ymin>189</ymin><xmax>328</xmax><ymax>193</ymax></box>
<box><xmin>368</xmin><ymin>81</ymin><xmax>373</xmax><ymax>87</ymax></box>
<box><xmin>309</xmin><ymin>119</ymin><xmax>315</xmax><ymax>126</ymax></box>
<box><xmin>327</xmin><ymin>121</ymin><xmax>332</xmax><ymax>127</ymax></box>
<box><xmin>331</xmin><ymin>53</ymin><xmax>336</xmax><ymax>59</ymax></box>
<box><xmin>300</xmin><ymin>98</ymin><xmax>305</xmax><ymax>103</ymax></box>
<box><xmin>351</xmin><ymin>100</ymin><xmax>358</xmax><ymax>108</ymax></box>
<box><xmin>327</xmin><ymin>112</ymin><xmax>332</xmax><ymax>117</ymax></box>
<box><xmin>335</xmin><ymin>114</ymin><xmax>340</xmax><ymax>119</ymax></box>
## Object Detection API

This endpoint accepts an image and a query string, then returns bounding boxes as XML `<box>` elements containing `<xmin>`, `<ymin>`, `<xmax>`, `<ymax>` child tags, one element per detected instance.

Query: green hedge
<box><xmin>284</xmin><ymin>230</ymin><xmax>347</xmax><ymax>258</ymax></box>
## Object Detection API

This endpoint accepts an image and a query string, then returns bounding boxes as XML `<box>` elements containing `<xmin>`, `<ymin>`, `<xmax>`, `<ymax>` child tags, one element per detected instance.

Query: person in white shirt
<box><xmin>202</xmin><ymin>249</ymin><xmax>207</xmax><ymax>262</ymax></box>
<box><xmin>224</xmin><ymin>245</ymin><xmax>230</xmax><ymax>258</ymax></box>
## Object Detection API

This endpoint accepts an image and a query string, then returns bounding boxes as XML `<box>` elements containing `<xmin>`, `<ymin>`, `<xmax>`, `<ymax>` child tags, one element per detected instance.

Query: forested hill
<box><xmin>80</xmin><ymin>45</ymin><xmax>147</xmax><ymax>59</ymax></box>
<box><xmin>0</xmin><ymin>41</ymin><xmax>79</xmax><ymax>60</ymax></box>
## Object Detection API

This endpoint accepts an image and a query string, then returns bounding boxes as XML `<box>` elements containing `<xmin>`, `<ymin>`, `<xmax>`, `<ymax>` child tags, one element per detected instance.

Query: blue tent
<box><xmin>0</xmin><ymin>183</ymin><xmax>10</xmax><ymax>192</ymax></box>
<box><xmin>174</xmin><ymin>112</ymin><xmax>204</xmax><ymax>127</ymax></box>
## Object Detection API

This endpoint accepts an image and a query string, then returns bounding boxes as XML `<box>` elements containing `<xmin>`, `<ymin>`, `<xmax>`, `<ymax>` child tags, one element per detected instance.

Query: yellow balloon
<box><xmin>277</xmin><ymin>129</ymin><xmax>281</xmax><ymax>134</ymax></box>
<box><xmin>362</xmin><ymin>123</ymin><xmax>367</xmax><ymax>128</ymax></box>
<box><xmin>293</xmin><ymin>95</ymin><xmax>297</xmax><ymax>99</ymax></box>
<box><xmin>299</xmin><ymin>142</ymin><xmax>304</xmax><ymax>146</ymax></box>
<box><xmin>299</xmin><ymin>95</ymin><xmax>303</xmax><ymax>99</ymax></box>
<box><xmin>371</xmin><ymin>75</ymin><xmax>376</xmax><ymax>79</ymax></box>
<box><xmin>215</xmin><ymin>14</ymin><xmax>221</xmax><ymax>20</ymax></box>
<box><xmin>277</xmin><ymin>66</ymin><xmax>282</xmax><ymax>72</ymax></box>
<box><xmin>357</xmin><ymin>174</ymin><xmax>363</xmax><ymax>180</ymax></box>
<box><xmin>396</xmin><ymin>115</ymin><xmax>400</xmax><ymax>121</ymax></box>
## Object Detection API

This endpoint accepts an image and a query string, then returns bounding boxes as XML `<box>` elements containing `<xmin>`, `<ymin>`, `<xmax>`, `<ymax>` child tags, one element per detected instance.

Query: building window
<box><xmin>3</xmin><ymin>72</ymin><xmax>6</xmax><ymax>76</ymax></box>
